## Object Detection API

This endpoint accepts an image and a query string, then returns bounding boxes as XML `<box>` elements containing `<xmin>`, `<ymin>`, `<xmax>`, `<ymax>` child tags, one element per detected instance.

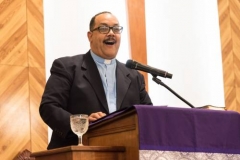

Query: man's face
<box><xmin>87</xmin><ymin>13</ymin><xmax>121</xmax><ymax>59</ymax></box>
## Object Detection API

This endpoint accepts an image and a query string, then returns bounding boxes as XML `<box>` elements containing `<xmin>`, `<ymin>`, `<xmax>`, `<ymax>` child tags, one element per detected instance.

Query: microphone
<box><xmin>126</xmin><ymin>59</ymin><xmax>173</xmax><ymax>79</ymax></box>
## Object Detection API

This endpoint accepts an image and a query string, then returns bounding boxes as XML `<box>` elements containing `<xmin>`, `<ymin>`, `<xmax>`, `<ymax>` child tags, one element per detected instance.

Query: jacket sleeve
<box><xmin>39</xmin><ymin>58</ymin><xmax>74</xmax><ymax>139</ymax></box>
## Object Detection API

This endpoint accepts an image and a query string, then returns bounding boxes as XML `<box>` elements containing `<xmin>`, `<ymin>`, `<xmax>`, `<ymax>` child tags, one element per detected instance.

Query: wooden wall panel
<box><xmin>27</xmin><ymin>0</ymin><xmax>47</xmax><ymax>152</ymax></box>
<box><xmin>29</xmin><ymin>67</ymin><xmax>46</xmax><ymax>151</ymax></box>
<box><xmin>0</xmin><ymin>0</ymin><xmax>47</xmax><ymax>159</ymax></box>
<box><xmin>217</xmin><ymin>0</ymin><xmax>240</xmax><ymax>112</ymax></box>
<box><xmin>0</xmin><ymin>66</ymin><xmax>30</xmax><ymax>159</ymax></box>
<box><xmin>126</xmin><ymin>0</ymin><xmax>148</xmax><ymax>91</ymax></box>
<box><xmin>0</xmin><ymin>0</ymin><xmax>28</xmax><ymax>66</ymax></box>
<box><xmin>27</xmin><ymin>0</ymin><xmax>45</xmax><ymax>68</ymax></box>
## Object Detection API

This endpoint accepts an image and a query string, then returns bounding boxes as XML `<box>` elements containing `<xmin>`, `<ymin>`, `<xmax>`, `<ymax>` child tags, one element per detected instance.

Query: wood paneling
<box><xmin>27</xmin><ymin>0</ymin><xmax>44</xmax><ymax>68</ymax></box>
<box><xmin>0</xmin><ymin>66</ymin><xmax>30</xmax><ymax>159</ymax></box>
<box><xmin>0</xmin><ymin>0</ymin><xmax>28</xmax><ymax>66</ymax></box>
<box><xmin>27</xmin><ymin>0</ymin><xmax>47</xmax><ymax>152</ymax></box>
<box><xmin>217</xmin><ymin>0</ymin><xmax>240</xmax><ymax>111</ymax></box>
<box><xmin>126</xmin><ymin>0</ymin><xmax>148</xmax><ymax>91</ymax></box>
<box><xmin>0</xmin><ymin>0</ymin><xmax>47</xmax><ymax>159</ymax></box>
<box><xmin>29</xmin><ymin>67</ymin><xmax>46</xmax><ymax>151</ymax></box>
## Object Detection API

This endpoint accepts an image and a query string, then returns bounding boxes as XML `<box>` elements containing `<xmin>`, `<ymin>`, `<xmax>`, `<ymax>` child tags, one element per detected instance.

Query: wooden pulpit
<box><xmin>31</xmin><ymin>108</ymin><xmax>138</xmax><ymax>160</ymax></box>
<box><xmin>84</xmin><ymin>108</ymin><xmax>139</xmax><ymax>160</ymax></box>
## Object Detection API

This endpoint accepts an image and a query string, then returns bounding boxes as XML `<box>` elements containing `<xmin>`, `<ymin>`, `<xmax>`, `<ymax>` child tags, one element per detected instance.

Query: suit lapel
<box><xmin>116</xmin><ymin>61</ymin><xmax>131</xmax><ymax>110</ymax></box>
<box><xmin>81</xmin><ymin>52</ymin><xmax>109</xmax><ymax>113</ymax></box>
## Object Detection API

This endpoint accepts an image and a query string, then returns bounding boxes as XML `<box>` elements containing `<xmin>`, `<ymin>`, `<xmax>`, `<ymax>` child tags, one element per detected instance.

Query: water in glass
<box><xmin>70</xmin><ymin>114</ymin><xmax>89</xmax><ymax>146</ymax></box>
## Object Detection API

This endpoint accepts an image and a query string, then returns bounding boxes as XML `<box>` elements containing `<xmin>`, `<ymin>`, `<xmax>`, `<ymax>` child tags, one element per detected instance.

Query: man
<box><xmin>39</xmin><ymin>11</ymin><xmax>152</xmax><ymax>149</ymax></box>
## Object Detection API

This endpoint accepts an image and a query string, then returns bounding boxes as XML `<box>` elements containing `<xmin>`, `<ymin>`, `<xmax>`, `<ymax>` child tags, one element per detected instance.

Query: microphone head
<box><xmin>125</xmin><ymin>59</ymin><xmax>136</xmax><ymax>69</ymax></box>
<box><xmin>126</xmin><ymin>59</ymin><xmax>173</xmax><ymax>79</ymax></box>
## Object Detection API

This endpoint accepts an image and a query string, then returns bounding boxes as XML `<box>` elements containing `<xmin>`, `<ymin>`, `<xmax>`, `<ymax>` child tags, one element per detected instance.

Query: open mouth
<box><xmin>103</xmin><ymin>39</ymin><xmax>116</xmax><ymax>45</ymax></box>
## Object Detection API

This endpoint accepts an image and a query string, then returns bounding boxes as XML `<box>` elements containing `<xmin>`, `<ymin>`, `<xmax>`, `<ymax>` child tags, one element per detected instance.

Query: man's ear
<box><xmin>87</xmin><ymin>31</ymin><xmax>92</xmax><ymax>41</ymax></box>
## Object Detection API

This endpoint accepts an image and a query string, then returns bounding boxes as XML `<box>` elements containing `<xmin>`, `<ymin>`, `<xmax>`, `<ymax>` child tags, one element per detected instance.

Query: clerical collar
<box><xmin>90</xmin><ymin>50</ymin><xmax>116</xmax><ymax>65</ymax></box>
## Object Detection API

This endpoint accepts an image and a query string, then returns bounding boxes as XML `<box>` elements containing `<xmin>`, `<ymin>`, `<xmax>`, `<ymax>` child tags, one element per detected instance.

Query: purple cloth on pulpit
<box><xmin>134</xmin><ymin>105</ymin><xmax>240</xmax><ymax>154</ymax></box>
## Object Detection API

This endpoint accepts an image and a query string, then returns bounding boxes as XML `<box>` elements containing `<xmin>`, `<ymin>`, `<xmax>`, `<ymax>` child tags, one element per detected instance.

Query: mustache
<box><xmin>103</xmin><ymin>37</ymin><xmax>116</xmax><ymax>43</ymax></box>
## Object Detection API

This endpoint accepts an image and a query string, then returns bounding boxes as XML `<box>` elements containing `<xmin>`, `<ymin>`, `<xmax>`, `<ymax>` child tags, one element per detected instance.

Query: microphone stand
<box><xmin>152</xmin><ymin>75</ymin><xmax>195</xmax><ymax>108</ymax></box>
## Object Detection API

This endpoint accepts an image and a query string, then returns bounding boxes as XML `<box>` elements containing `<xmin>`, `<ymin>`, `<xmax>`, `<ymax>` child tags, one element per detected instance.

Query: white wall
<box><xmin>43</xmin><ymin>0</ymin><xmax>225</xmax><ymax>142</ymax></box>
<box><xmin>145</xmin><ymin>0</ymin><xmax>224</xmax><ymax>108</ymax></box>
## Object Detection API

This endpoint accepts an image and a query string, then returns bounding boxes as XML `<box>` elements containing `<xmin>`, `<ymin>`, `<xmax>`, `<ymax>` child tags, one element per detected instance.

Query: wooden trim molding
<box><xmin>217</xmin><ymin>0</ymin><xmax>240</xmax><ymax>112</ymax></box>
<box><xmin>126</xmin><ymin>0</ymin><xmax>148</xmax><ymax>91</ymax></box>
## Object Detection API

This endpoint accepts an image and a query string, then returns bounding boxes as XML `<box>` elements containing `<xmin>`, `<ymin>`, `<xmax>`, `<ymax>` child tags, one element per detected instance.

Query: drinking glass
<box><xmin>70</xmin><ymin>114</ymin><xmax>89</xmax><ymax>146</ymax></box>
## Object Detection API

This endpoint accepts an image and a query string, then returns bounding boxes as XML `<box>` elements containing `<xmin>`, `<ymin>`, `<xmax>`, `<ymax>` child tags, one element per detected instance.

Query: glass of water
<box><xmin>70</xmin><ymin>114</ymin><xmax>89</xmax><ymax>146</ymax></box>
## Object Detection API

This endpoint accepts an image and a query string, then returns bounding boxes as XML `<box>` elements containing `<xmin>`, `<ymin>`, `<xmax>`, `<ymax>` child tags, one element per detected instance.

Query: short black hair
<box><xmin>89</xmin><ymin>11</ymin><xmax>112</xmax><ymax>31</ymax></box>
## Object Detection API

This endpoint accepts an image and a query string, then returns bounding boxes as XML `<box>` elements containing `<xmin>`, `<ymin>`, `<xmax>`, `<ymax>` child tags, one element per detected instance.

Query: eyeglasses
<box><xmin>91</xmin><ymin>26</ymin><xmax>123</xmax><ymax>34</ymax></box>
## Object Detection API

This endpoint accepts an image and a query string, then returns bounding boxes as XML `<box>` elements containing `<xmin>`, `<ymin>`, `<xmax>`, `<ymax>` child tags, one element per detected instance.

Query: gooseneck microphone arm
<box><xmin>152</xmin><ymin>75</ymin><xmax>195</xmax><ymax>108</ymax></box>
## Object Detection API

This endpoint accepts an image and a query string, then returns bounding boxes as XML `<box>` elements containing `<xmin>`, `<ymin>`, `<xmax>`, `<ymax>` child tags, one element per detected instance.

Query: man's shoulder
<box><xmin>54</xmin><ymin>51</ymin><xmax>91</xmax><ymax>66</ymax></box>
<box><xmin>117</xmin><ymin>60</ymin><xmax>141</xmax><ymax>76</ymax></box>
<box><xmin>56</xmin><ymin>54</ymin><xmax>84</xmax><ymax>63</ymax></box>
<box><xmin>50</xmin><ymin>52</ymin><xmax>90</xmax><ymax>74</ymax></box>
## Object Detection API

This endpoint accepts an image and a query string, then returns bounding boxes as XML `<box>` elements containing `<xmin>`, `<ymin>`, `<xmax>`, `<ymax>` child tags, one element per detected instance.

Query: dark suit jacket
<box><xmin>39</xmin><ymin>51</ymin><xmax>152</xmax><ymax>149</ymax></box>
